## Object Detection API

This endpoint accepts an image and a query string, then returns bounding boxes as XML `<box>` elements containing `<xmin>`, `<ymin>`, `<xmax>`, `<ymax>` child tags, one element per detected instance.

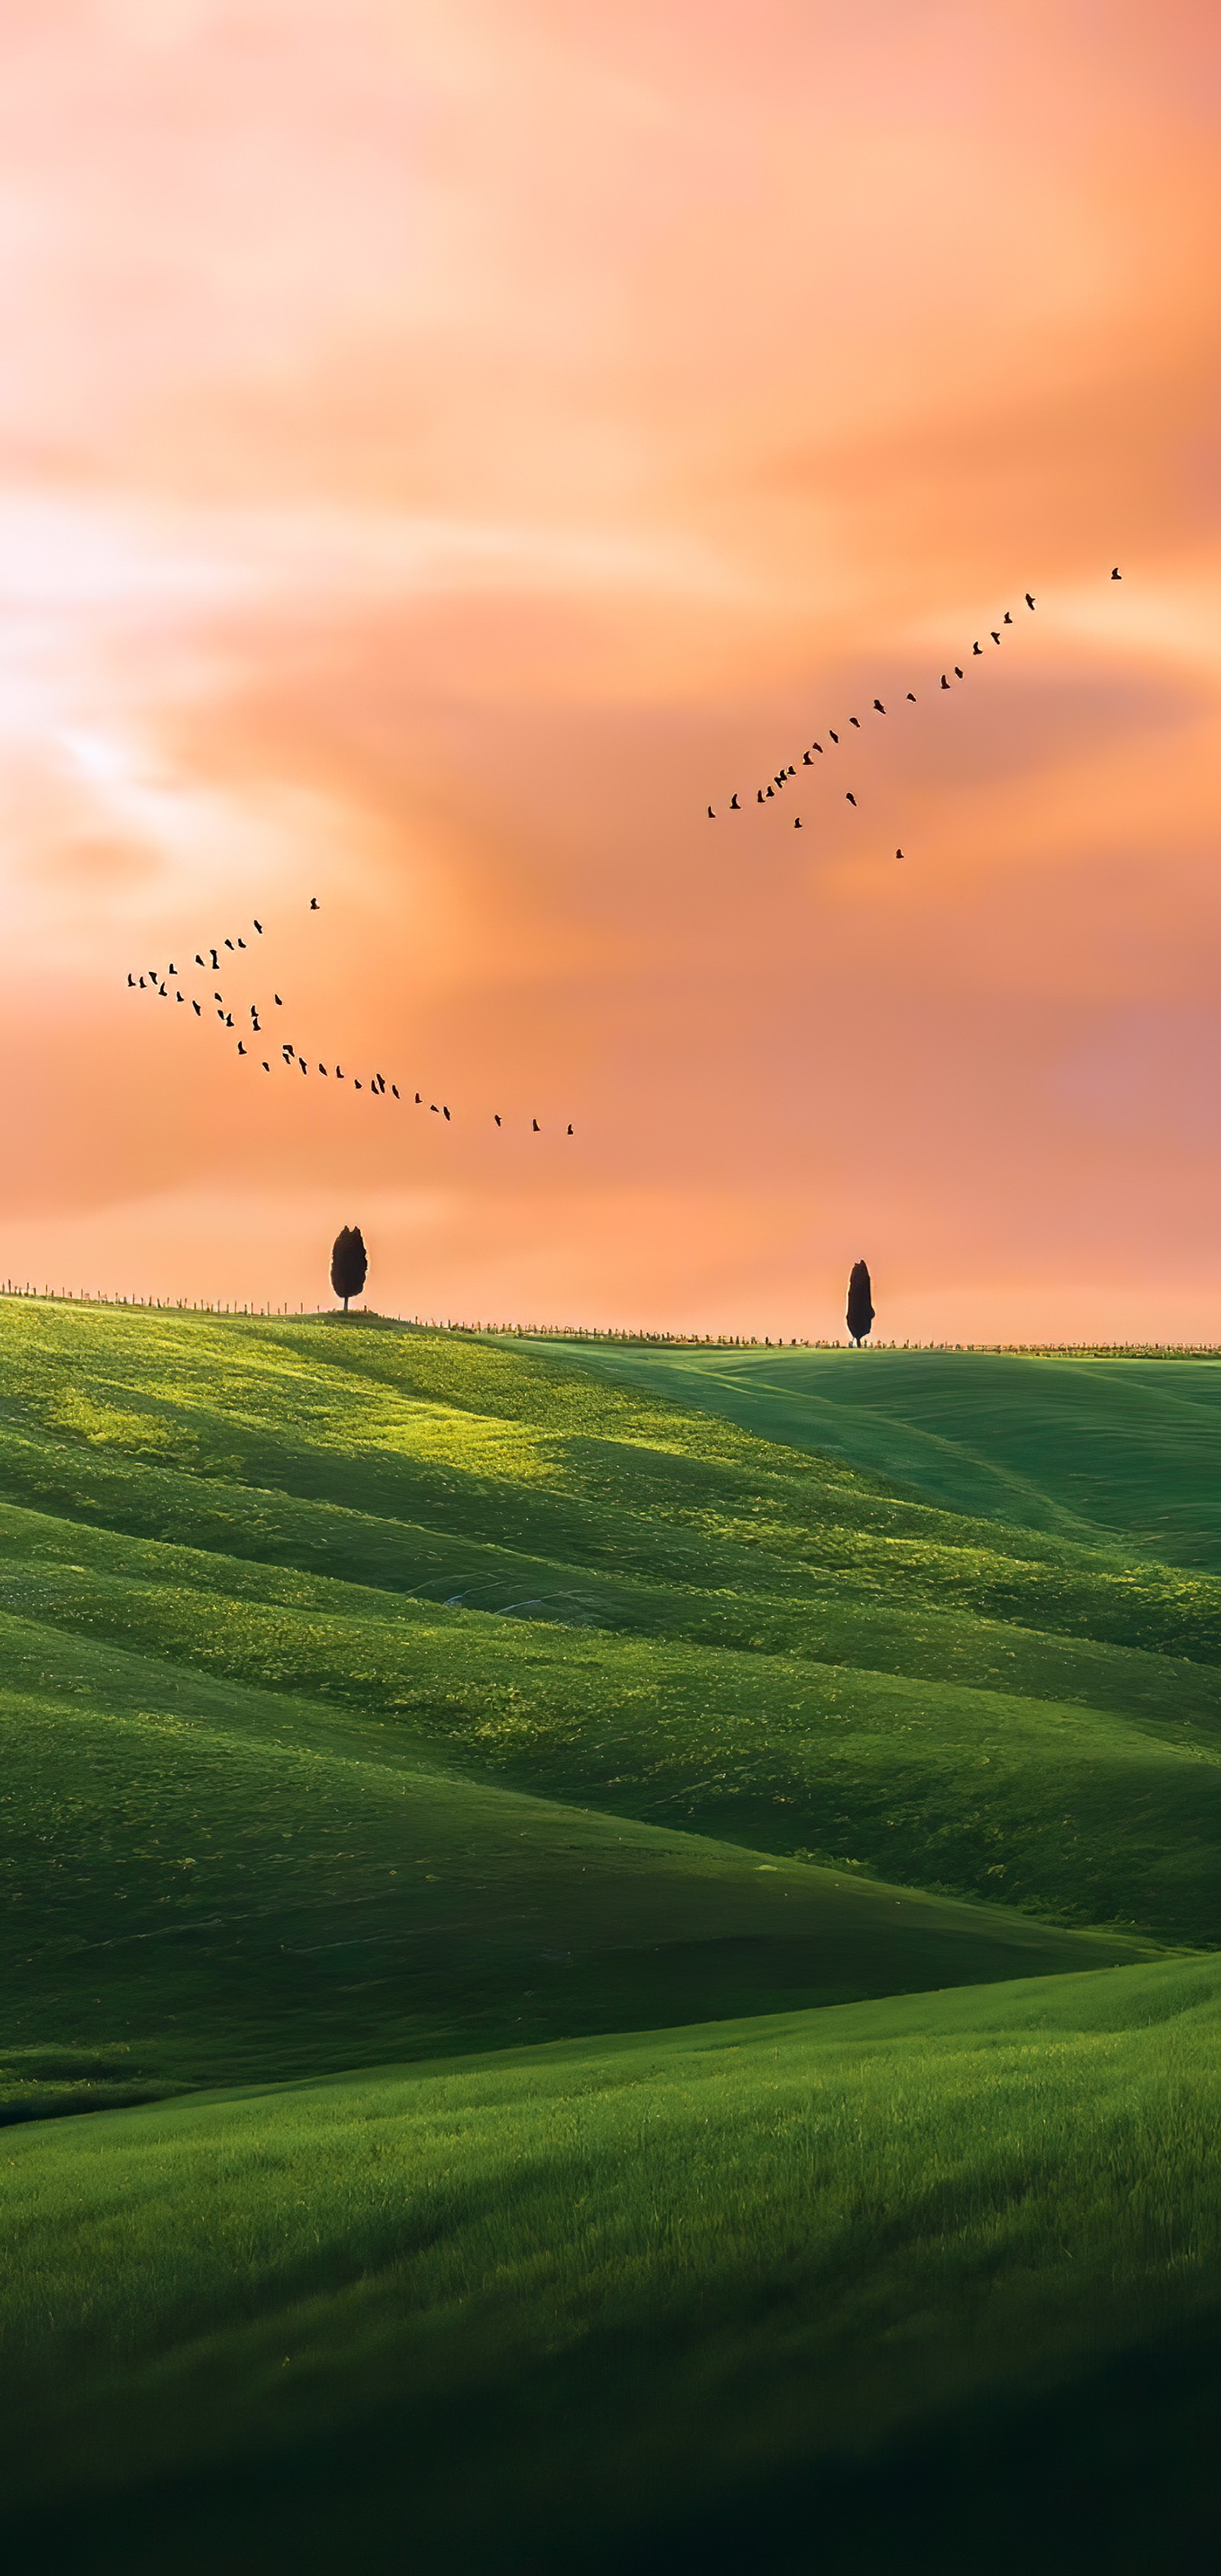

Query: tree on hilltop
<box><xmin>330</xmin><ymin>1225</ymin><xmax>368</xmax><ymax>1313</ymax></box>
<box><xmin>846</xmin><ymin>1259</ymin><xmax>875</xmax><ymax>1347</ymax></box>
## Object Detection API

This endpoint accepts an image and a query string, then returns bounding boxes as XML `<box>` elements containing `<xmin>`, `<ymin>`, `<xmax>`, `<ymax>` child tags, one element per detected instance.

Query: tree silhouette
<box><xmin>330</xmin><ymin>1225</ymin><xmax>368</xmax><ymax>1313</ymax></box>
<box><xmin>846</xmin><ymin>1259</ymin><xmax>875</xmax><ymax>1347</ymax></box>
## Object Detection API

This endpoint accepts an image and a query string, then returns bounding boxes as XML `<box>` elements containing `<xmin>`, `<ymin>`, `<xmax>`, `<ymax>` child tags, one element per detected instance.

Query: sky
<box><xmin>2</xmin><ymin>0</ymin><xmax>1219</xmax><ymax>1341</ymax></box>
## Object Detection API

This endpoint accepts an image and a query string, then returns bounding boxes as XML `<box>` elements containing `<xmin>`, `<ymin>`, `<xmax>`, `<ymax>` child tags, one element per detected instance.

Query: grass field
<box><xmin>2</xmin><ymin>1299</ymin><xmax>1219</xmax><ymax>2565</ymax></box>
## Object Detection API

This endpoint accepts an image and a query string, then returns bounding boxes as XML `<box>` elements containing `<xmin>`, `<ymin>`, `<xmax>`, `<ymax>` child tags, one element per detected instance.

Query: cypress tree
<box><xmin>330</xmin><ymin>1225</ymin><xmax>369</xmax><ymax>1313</ymax></box>
<box><xmin>846</xmin><ymin>1259</ymin><xmax>875</xmax><ymax>1347</ymax></box>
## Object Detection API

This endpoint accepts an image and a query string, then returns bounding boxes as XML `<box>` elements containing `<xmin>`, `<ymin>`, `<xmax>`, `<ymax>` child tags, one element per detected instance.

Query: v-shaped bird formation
<box><xmin>125</xmin><ymin>901</ymin><xmax>574</xmax><ymax>1138</ymax></box>
<box><xmin>704</xmin><ymin>568</ymin><xmax>1124</xmax><ymax>849</ymax></box>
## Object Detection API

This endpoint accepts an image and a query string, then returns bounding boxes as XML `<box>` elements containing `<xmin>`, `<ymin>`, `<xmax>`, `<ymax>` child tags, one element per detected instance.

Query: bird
<box><xmin>787</xmin><ymin>765</ymin><xmax>795</xmax><ymax>777</ymax></box>
<box><xmin>906</xmin><ymin>692</ymin><xmax>916</xmax><ymax>702</ymax></box>
<box><xmin>251</xmin><ymin>1014</ymin><xmax>260</xmax><ymax>1032</ymax></box>
<box><xmin>168</xmin><ymin>963</ymin><xmax>177</xmax><ymax>977</ymax></box>
<box><xmin>127</xmin><ymin>972</ymin><xmax>135</xmax><ymax>987</ymax></box>
<box><xmin>192</xmin><ymin>1001</ymin><xmax>201</xmax><ymax>1016</ymax></box>
<box><xmin>283</xmin><ymin>1043</ymin><xmax>295</xmax><ymax>1058</ymax></box>
<box><xmin>415</xmin><ymin>1092</ymin><xmax>421</xmax><ymax>1104</ymax></box>
<box><xmin>1004</xmin><ymin>611</ymin><xmax>1012</xmax><ymax>623</ymax></box>
<box><xmin>802</xmin><ymin>751</ymin><xmax>811</xmax><ymax>765</ymax></box>
<box><xmin>566</xmin><ymin>1124</ymin><xmax>573</xmax><ymax>1136</ymax></box>
<box><xmin>309</xmin><ymin>897</ymin><xmax>319</xmax><ymax>910</ymax></box>
<box><xmin>253</xmin><ymin>919</ymin><xmax>263</xmax><ymax>933</ymax></box>
<box><xmin>210</xmin><ymin>949</ymin><xmax>218</xmax><ymax>969</ymax></box>
<box><xmin>829</xmin><ymin>729</ymin><xmax>839</xmax><ymax>743</ymax></box>
<box><xmin>849</xmin><ymin>716</ymin><xmax>860</xmax><ymax>728</ymax></box>
<box><xmin>941</xmin><ymin>675</ymin><xmax>949</xmax><ymax>690</ymax></box>
<box><xmin>972</xmin><ymin>642</ymin><xmax>981</xmax><ymax>655</ymax></box>
<box><xmin>757</xmin><ymin>788</ymin><xmax>765</xmax><ymax>803</ymax></box>
<box><xmin>873</xmin><ymin>699</ymin><xmax>885</xmax><ymax>713</ymax></box>
<box><xmin>391</xmin><ymin>1084</ymin><xmax>399</xmax><ymax>1099</ymax></box>
<box><xmin>176</xmin><ymin>991</ymin><xmax>185</xmax><ymax>1003</ymax></box>
<box><xmin>954</xmin><ymin>666</ymin><xmax>963</xmax><ymax>678</ymax></box>
<box><xmin>532</xmin><ymin>1118</ymin><xmax>540</xmax><ymax>1132</ymax></box>
<box><xmin>443</xmin><ymin>1106</ymin><xmax>450</xmax><ymax>1121</ymax></box>
<box><xmin>354</xmin><ymin>1079</ymin><xmax>362</xmax><ymax>1090</ymax></box>
<box><xmin>1025</xmin><ymin>593</ymin><xmax>1035</xmax><ymax>609</ymax></box>
<box><xmin>237</xmin><ymin>1041</ymin><xmax>246</xmax><ymax>1056</ymax></box>
<box><xmin>214</xmin><ymin>991</ymin><xmax>223</xmax><ymax>1002</ymax></box>
<box><xmin>224</xmin><ymin>939</ymin><xmax>234</xmax><ymax>952</ymax></box>
<box><xmin>846</xmin><ymin>791</ymin><xmax>857</xmax><ymax>807</ymax></box>
<box><xmin>138</xmin><ymin>977</ymin><xmax>147</xmax><ymax>989</ymax></box>
<box><xmin>707</xmin><ymin>805</ymin><xmax>715</xmax><ymax>819</ymax></box>
<box><xmin>237</xmin><ymin>937</ymin><xmax>246</xmax><ymax>949</ymax></box>
<box><xmin>774</xmin><ymin>772</ymin><xmax>785</xmax><ymax>788</ymax></box>
<box><xmin>224</xmin><ymin>1013</ymin><xmax>234</xmax><ymax>1029</ymax></box>
<box><xmin>1111</xmin><ymin>566</ymin><xmax>1122</xmax><ymax>579</ymax></box>
<box><xmin>794</xmin><ymin>816</ymin><xmax>802</xmax><ymax>828</ymax></box>
<box><xmin>299</xmin><ymin>1059</ymin><xmax>308</xmax><ymax>1074</ymax></box>
<box><xmin>319</xmin><ymin>1064</ymin><xmax>328</xmax><ymax>1076</ymax></box>
<box><xmin>494</xmin><ymin>1113</ymin><xmax>501</xmax><ymax>1126</ymax></box>
<box><xmin>730</xmin><ymin>794</ymin><xmax>739</xmax><ymax>809</ymax></box>
<box><xmin>991</xmin><ymin>632</ymin><xmax>1000</xmax><ymax>646</ymax></box>
<box><xmin>195</xmin><ymin>954</ymin><xmax>205</xmax><ymax>968</ymax></box>
<box><xmin>336</xmin><ymin>1066</ymin><xmax>344</xmax><ymax>1079</ymax></box>
<box><xmin>895</xmin><ymin>848</ymin><xmax>904</xmax><ymax>861</ymax></box>
<box><xmin>430</xmin><ymin>1103</ymin><xmax>439</xmax><ymax>1113</ymax></box>
<box><xmin>274</xmin><ymin>994</ymin><xmax>283</xmax><ymax>1006</ymax></box>
<box><xmin>766</xmin><ymin>784</ymin><xmax>774</xmax><ymax>797</ymax></box>
<box><xmin>262</xmin><ymin>1061</ymin><xmax>269</xmax><ymax>1071</ymax></box>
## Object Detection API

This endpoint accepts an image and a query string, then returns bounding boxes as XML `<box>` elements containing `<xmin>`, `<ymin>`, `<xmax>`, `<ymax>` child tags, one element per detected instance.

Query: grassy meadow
<box><xmin>2</xmin><ymin>1297</ymin><xmax>1219</xmax><ymax>2566</ymax></box>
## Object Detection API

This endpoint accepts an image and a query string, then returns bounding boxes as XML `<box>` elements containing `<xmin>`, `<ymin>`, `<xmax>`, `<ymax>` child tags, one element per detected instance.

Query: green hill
<box><xmin>2</xmin><ymin>1297</ymin><xmax>1220</xmax><ymax>2562</ymax></box>
<box><xmin>4</xmin><ymin>1957</ymin><xmax>1220</xmax><ymax>2571</ymax></box>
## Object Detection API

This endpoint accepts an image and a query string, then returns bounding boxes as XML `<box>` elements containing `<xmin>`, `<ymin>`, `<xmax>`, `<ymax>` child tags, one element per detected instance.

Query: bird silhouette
<box><xmin>299</xmin><ymin>1059</ymin><xmax>308</xmax><ymax>1074</ymax></box>
<box><xmin>991</xmin><ymin>632</ymin><xmax>1000</xmax><ymax>645</ymax></box>
<box><xmin>1004</xmin><ymin>611</ymin><xmax>1012</xmax><ymax>623</ymax></box>
<box><xmin>336</xmin><ymin>1066</ymin><xmax>344</xmax><ymax>1079</ymax></box>
<box><xmin>354</xmin><ymin>1079</ymin><xmax>362</xmax><ymax>1089</ymax></box>
<box><xmin>195</xmin><ymin>954</ymin><xmax>205</xmax><ymax>968</ymax></box>
<box><xmin>391</xmin><ymin>1084</ymin><xmax>399</xmax><ymax>1099</ymax></box>
<box><xmin>849</xmin><ymin>716</ymin><xmax>860</xmax><ymax>729</ymax></box>
<box><xmin>168</xmin><ymin>963</ymin><xmax>177</xmax><ymax>977</ymax></box>
<box><xmin>237</xmin><ymin>937</ymin><xmax>246</xmax><ymax>949</ymax></box>
<box><xmin>430</xmin><ymin>1103</ymin><xmax>438</xmax><ymax>1113</ymax></box>
<box><xmin>127</xmin><ymin>973</ymin><xmax>135</xmax><ymax>987</ymax></box>
<box><xmin>794</xmin><ymin>816</ymin><xmax>802</xmax><ymax>828</ymax></box>
<box><xmin>192</xmin><ymin>1001</ymin><xmax>201</xmax><ymax>1016</ymax></box>
<box><xmin>766</xmin><ymin>784</ymin><xmax>774</xmax><ymax>797</ymax></box>
<box><xmin>251</xmin><ymin>1014</ymin><xmax>260</xmax><ymax>1032</ymax></box>
<box><xmin>757</xmin><ymin>788</ymin><xmax>765</xmax><ymax>803</ymax></box>
<box><xmin>415</xmin><ymin>1092</ymin><xmax>421</xmax><ymax>1104</ymax></box>
<box><xmin>210</xmin><ymin>950</ymin><xmax>218</xmax><ymax>969</ymax></box>
<box><xmin>829</xmin><ymin>729</ymin><xmax>839</xmax><ymax>743</ymax></box>
<box><xmin>176</xmin><ymin>991</ymin><xmax>185</xmax><ymax>1003</ymax></box>
<box><xmin>532</xmin><ymin>1119</ymin><xmax>540</xmax><ymax>1132</ymax></box>
<box><xmin>319</xmin><ymin>1064</ymin><xmax>328</xmax><ymax>1075</ymax></box>
<box><xmin>895</xmin><ymin>848</ymin><xmax>904</xmax><ymax>861</ymax></box>
<box><xmin>274</xmin><ymin>994</ymin><xmax>283</xmax><ymax>1006</ymax></box>
<box><xmin>443</xmin><ymin>1106</ymin><xmax>450</xmax><ymax>1121</ymax></box>
<box><xmin>707</xmin><ymin>805</ymin><xmax>715</xmax><ymax>819</ymax></box>
<box><xmin>567</xmin><ymin>1124</ymin><xmax>574</xmax><ymax>1135</ymax></box>
<box><xmin>224</xmin><ymin>939</ymin><xmax>234</xmax><ymax>952</ymax></box>
<box><xmin>310</xmin><ymin>897</ymin><xmax>319</xmax><ymax>910</ymax></box>
<box><xmin>972</xmin><ymin>642</ymin><xmax>981</xmax><ymax>655</ymax></box>
<box><xmin>846</xmin><ymin>792</ymin><xmax>857</xmax><ymax>807</ymax></box>
<box><xmin>802</xmin><ymin>751</ymin><xmax>812</xmax><ymax>765</ymax></box>
<box><xmin>224</xmin><ymin>1013</ymin><xmax>234</xmax><ymax>1029</ymax></box>
<box><xmin>954</xmin><ymin>666</ymin><xmax>963</xmax><ymax>678</ymax></box>
<box><xmin>214</xmin><ymin>991</ymin><xmax>223</xmax><ymax>1002</ymax></box>
<box><xmin>237</xmin><ymin>1040</ymin><xmax>246</xmax><ymax>1056</ymax></box>
<box><xmin>730</xmin><ymin>794</ymin><xmax>739</xmax><ymax>809</ymax></box>
<box><xmin>941</xmin><ymin>675</ymin><xmax>949</xmax><ymax>689</ymax></box>
<box><xmin>1025</xmin><ymin>593</ymin><xmax>1035</xmax><ymax>609</ymax></box>
<box><xmin>253</xmin><ymin>919</ymin><xmax>263</xmax><ymax>933</ymax></box>
<box><xmin>262</xmin><ymin>1061</ymin><xmax>269</xmax><ymax>1071</ymax></box>
<box><xmin>873</xmin><ymin>699</ymin><xmax>885</xmax><ymax>713</ymax></box>
<box><xmin>813</xmin><ymin>741</ymin><xmax>824</xmax><ymax>752</ymax></box>
<box><xmin>906</xmin><ymin>692</ymin><xmax>916</xmax><ymax>702</ymax></box>
<box><xmin>1111</xmin><ymin>566</ymin><xmax>1122</xmax><ymax>579</ymax></box>
<box><xmin>494</xmin><ymin>1113</ymin><xmax>501</xmax><ymax>1126</ymax></box>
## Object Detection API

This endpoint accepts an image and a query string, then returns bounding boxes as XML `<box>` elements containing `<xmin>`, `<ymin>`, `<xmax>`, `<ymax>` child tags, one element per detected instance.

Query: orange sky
<box><xmin>2</xmin><ymin>0</ymin><xmax>1219</xmax><ymax>1339</ymax></box>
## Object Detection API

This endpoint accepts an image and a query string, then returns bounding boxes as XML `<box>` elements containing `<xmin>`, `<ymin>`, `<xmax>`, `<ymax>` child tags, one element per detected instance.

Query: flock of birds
<box><xmin>125</xmin><ymin>900</ymin><xmax>574</xmax><ymax>1137</ymax></box>
<box><xmin>127</xmin><ymin>567</ymin><xmax>1126</xmax><ymax>1125</ymax></box>
<box><xmin>705</xmin><ymin>568</ymin><xmax>1124</xmax><ymax>860</ymax></box>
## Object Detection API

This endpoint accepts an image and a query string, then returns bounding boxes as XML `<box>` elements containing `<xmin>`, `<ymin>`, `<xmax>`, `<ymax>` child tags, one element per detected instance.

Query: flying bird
<box><xmin>274</xmin><ymin>994</ymin><xmax>283</xmax><ymax>1006</ymax></box>
<box><xmin>941</xmin><ymin>675</ymin><xmax>949</xmax><ymax>690</ymax></box>
<box><xmin>895</xmin><ymin>848</ymin><xmax>904</xmax><ymax>861</ymax></box>
<box><xmin>829</xmin><ymin>729</ymin><xmax>839</xmax><ymax>743</ymax></box>
<box><xmin>566</xmin><ymin>1124</ymin><xmax>573</xmax><ymax>1135</ymax></box>
<box><xmin>1004</xmin><ymin>611</ymin><xmax>1012</xmax><ymax>623</ymax></box>
<box><xmin>319</xmin><ymin>1064</ymin><xmax>328</xmax><ymax>1075</ymax></box>
<box><xmin>310</xmin><ymin>897</ymin><xmax>319</xmax><ymax>910</ymax></box>
<box><xmin>336</xmin><ymin>1066</ymin><xmax>344</xmax><ymax>1079</ymax></box>
<box><xmin>494</xmin><ymin>1113</ymin><xmax>501</xmax><ymax>1126</ymax></box>
<box><xmin>906</xmin><ymin>692</ymin><xmax>916</xmax><ymax>702</ymax></box>
<box><xmin>991</xmin><ymin>632</ymin><xmax>1001</xmax><ymax>645</ymax></box>
<box><xmin>954</xmin><ymin>666</ymin><xmax>963</xmax><ymax>678</ymax></box>
<box><xmin>237</xmin><ymin>1041</ymin><xmax>246</xmax><ymax>1056</ymax></box>
<box><xmin>873</xmin><ymin>700</ymin><xmax>885</xmax><ymax>713</ymax></box>
<box><xmin>972</xmin><ymin>642</ymin><xmax>981</xmax><ymax>655</ymax></box>
<box><xmin>802</xmin><ymin>751</ymin><xmax>812</xmax><ymax>765</ymax></box>
<box><xmin>730</xmin><ymin>794</ymin><xmax>739</xmax><ymax>809</ymax></box>
<box><xmin>391</xmin><ymin>1084</ymin><xmax>399</xmax><ymax>1099</ymax></box>
<box><xmin>757</xmin><ymin>788</ymin><xmax>765</xmax><ymax>803</ymax></box>
<box><xmin>415</xmin><ymin>1092</ymin><xmax>421</xmax><ymax>1104</ymax></box>
<box><xmin>849</xmin><ymin>716</ymin><xmax>860</xmax><ymax>729</ymax></box>
<box><xmin>210</xmin><ymin>950</ymin><xmax>218</xmax><ymax>969</ymax></box>
<box><xmin>846</xmin><ymin>792</ymin><xmax>857</xmax><ymax>807</ymax></box>
<box><xmin>168</xmin><ymin>964</ymin><xmax>177</xmax><ymax>977</ymax></box>
<box><xmin>224</xmin><ymin>939</ymin><xmax>234</xmax><ymax>952</ymax></box>
<box><xmin>430</xmin><ymin>1103</ymin><xmax>438</xmax><ymax>1113</ymax></box>
<box><xmin>253</xmin><ymin>919</ymin><xmax>263</xmax><ymax>933</ymax></box>
<box><xmin>794</xmin><ymin>816</ymin><xmax>802</xmax><ymax>828</ymax></box>
<box><xmin>1025</xmin><ymin>593</ymin><xmax>1035</xmax><ymax>609</ymax></box>
<box><xmin>262</xmin><ymin>1061</ymin><xmax>269</xmax><ymax>1071</ymax></box>
<box><xmin>532</xmin><ymin>1119</ymin><xmax>540</xmax><ymax>1132</ymax></box>
<box><xmin>766</xmin><ymin>784</ymin><xmax>774</xmax><ymax>797</ymax></box>
<box><xmin>127</xmin><ymin>973</ymin><xmax>135</xmax><ymax>987</ymax></box>
<box><xmin>192</xmin><ymin>1001</ymin><xmax>201</xmax><ymax>1016</ymax></box>
<box><xmin>195</xmin><ymin>954</ymin><xmax>205</xmax><ymax>968</ymax></box>
<box><xmin>443</xmin><ymin>1106</ymin><xmax>450</xmax><ymax>1121</ymax></box>
<box><xmin>1111</xmin><ymin>566</ymin><xmax>1122</xmax><ymax>579</ymax></box>
<box><xmin>707</xmin><ymin>806</ymin><xmax>715</xmax><ymax>819</ymax></box>
<box><xmin>813</xmin><ymin>741</ymin><xmax>824</xmax><ymax>752</ymax></box>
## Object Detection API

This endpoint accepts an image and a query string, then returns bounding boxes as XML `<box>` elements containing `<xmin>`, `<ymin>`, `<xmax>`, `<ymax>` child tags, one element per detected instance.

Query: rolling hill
<box><xmin>2</xmin><ymin>1298</ymin><xmax>1219</xmax><ymax>2566</ymax></box>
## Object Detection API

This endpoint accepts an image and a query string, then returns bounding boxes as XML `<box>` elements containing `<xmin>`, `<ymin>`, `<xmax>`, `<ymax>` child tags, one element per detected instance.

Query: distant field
<box><xmin>1</xmin><ymin>1299</ymin><xmax>1219</xmax><ymax>2562</ymax></box>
